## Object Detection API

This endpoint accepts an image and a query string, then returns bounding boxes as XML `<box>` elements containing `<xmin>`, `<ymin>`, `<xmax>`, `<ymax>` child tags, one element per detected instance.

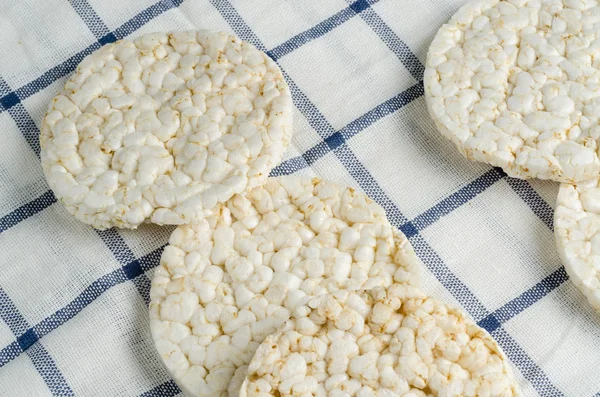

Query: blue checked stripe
<box><xmin>273</xmin><ymin>81</ymin><xmax>425</xmax><ymax>175</ymax></box>
<box><xmin>0</xmin><ymin>288</ymin><xmax>30</xmax><ymax>336</ymax></box>
<box><xmin>401</xmin><ymin>167</ymin><xmax>506</xmax><ymax>236</ymax></box>
<box><xmin>5</xmin><ymin>97</ymin><xmax>42</xmax><ymax>157</ymax></box>
<box><xmin>492</xmin><ymin>327</ymin><xmax>565</xmax><ymax>396</ymax></box>
<box><xmin>0</xmin><ymin>246</ymin><xmax>165</xmax><ymax>368</ymax></box>
<box><xmin>0</xmin><ymin>79</ymin><xmax>11</xmax><ymax>97</ymax></box>
<box><xmin>0</xmin><ymin>191</ymin><xmax>57</xmax><ymax>234</ymax></box>
<box><xmin>345</xmin><ymin>0</ymin><xmax>425</xmax><ymax>80</ymax></box>
<box><xmin>68</xmin><ymin>0</ymin><xmax>111</xmax><ymax>40</ymax></box>
<box><xmin>0</xmin><ymin>341</ymin><xmax>21</xmax><ymax>367</ymax></box>
<box><xmin>0</xmin><ymin>288</ymin><xmax>74</xmax><ymax>395</ymax></box>
<box><xmin>267</xmin><ymin>0</ymin><xmax>378</xmax><ymax>61</ymax></box>
<box><xmin>505</xmin><ymin>178</ymin><xmax>554</xmax><ymax>230</ymax></box>
<box><xmin>480</xmin><ymin>267</ymin><xmax>569</xmax><ymax>330</ymax></box>
<box><xmin>140</xmin><ymin>380</ymin><xmax>181</xmax><ymax>397</ymax></box>
<box><xmin>95</xmin><ymin>229</ymin><xmax>152</xmax><ymax>304</ymax></box>
<box><xmin>0</xmin><ymin>0</ymin><xmax>579</xmax><ymax>394</ymax></box>
<box><xmin>26</xmin><ymin>343</ymin><xmax>75</xmax><ymax>396</ymax></box>
<box><xmin>13</xmin><ymin>44</ymin><xmax>102</xmax><ymax>101</ymax></box>
<box><xmin>112</xmin><ymin>0</ymin><xmax>184</xmax><ymax>41</ymax></box>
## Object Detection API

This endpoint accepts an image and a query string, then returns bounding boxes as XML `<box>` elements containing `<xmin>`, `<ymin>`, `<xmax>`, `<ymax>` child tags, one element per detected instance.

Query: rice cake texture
<box><xmin>424</xmin><ymin>0</ymin><xmax>600</xmax><ymax>182</ymax></box>
<box><xmin>149</xmin><ymin>176</ymin><xmax>421</xmax><ymax>396</ymax></box>
<box><xmin>555</xmin><ymin>178</ymin><xmax>600</xmax><ymax>311</ymax></box>
<box><xmin>241</xmin><ymin>286</ymin><xmax>521</xmax><ymax>397</ymax></box>
<box><xmin>40</xmin><ymin>30</ymin><xmax>293</xmax><ymax>229</ymax></box>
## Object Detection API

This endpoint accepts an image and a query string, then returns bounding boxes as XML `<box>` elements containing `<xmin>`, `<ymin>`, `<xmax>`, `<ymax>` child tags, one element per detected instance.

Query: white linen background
<box><xmin>0</xmin><ymin>0</ymin><xmax>598</xmax><ymax>396</ymax></box>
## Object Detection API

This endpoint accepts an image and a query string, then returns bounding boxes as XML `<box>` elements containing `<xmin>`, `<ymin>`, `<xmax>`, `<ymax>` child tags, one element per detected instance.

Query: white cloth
<box><xmin>0</xmin><ymin>0</ymin><xmax>598</xmax><ymax>395</ymax></box>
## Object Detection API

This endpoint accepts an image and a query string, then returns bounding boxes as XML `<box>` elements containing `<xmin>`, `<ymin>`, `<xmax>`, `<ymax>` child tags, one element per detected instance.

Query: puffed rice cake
<box><xmin>425</xmin><ymin>0</ymin><xmax>600</xmax><ymax>182</ymax></box>
<box><xmin>241</xmin><ymin>285</ymin><xmax>521</xmax><ymax>397</ymax></box>
<box><xmin>149</xmin><ymin>176</ymin><xmax>422</xmax><ymax>396</ymax></box>
<box><xmin>40</xmin><ymin>30</ymin><xmax>293</xmax><ymax>229</ymax></box>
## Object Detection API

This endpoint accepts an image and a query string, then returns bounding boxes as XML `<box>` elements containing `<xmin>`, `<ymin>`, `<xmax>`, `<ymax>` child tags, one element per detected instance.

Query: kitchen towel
<box><xmin>0</xmin><ymin>0</ymin><xmax>598</xmax><ymax>395</ymax></box>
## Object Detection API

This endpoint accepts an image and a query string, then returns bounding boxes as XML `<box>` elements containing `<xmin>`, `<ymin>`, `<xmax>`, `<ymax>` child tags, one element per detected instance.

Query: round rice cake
<box><xmin>40</xmin><ymin>30</ymin><xmax>293</xmax><ymax>229</ymax></box>
<box><xmin>241</xmin><ymin>285</ymin><xmax>521</xmax><ymax>397</ymax></box>
<box><xmin>555</xmin><ymin>178</ymin><xmax>600</xmax><ymax>311</ymax></box>
<box><xmin>149</xmin><ymin>176</ymin><xmax>421</xmax><ymax>396</ymax></box>
<box><xmin>424</xmin><ymin>0</ymin><xmax>600</xmax><ymax>183</ymax></box>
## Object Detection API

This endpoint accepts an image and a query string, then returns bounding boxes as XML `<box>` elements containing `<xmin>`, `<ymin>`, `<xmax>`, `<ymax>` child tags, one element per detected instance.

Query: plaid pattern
<box><xmin>0</xmin><ymin>0</ymin><xmax>598</xmax><ymax>395</ymax></box>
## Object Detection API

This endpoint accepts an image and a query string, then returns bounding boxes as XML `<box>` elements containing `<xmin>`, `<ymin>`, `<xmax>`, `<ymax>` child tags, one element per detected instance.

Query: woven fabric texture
<box><xmin>0</xmin><ymin>0</ymin><xmax>598</xmax><ymax>396</ymax></box>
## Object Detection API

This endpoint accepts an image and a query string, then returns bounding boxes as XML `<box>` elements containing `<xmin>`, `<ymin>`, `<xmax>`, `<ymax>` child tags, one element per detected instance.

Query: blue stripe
<box><xmin>0</xmin><ymin>79</ymin><xmax>11</xmax><ymax>96</ymax></box>
<box><xmin>0</xmin><ymin>191</ymin><xmax>57</xmax><ymax>233</ymax></box>
<box><xmin>94</xmin><ymin>228</ymin><xmax>153</xmax><ymax>305</ymax></box>
<box><xmin>404</xmin><ymin>168</ymin><xmax>506</xmax><ymax>236</ymax></box>
<box><xmin>480</xmin><ymin>267</ymin><xmax>569</xmax><ymax>329</ymax></box>
<box><xmin>26</xmin><ymin>343</ymin><xmax>75</xmax><ymax>396</ymax></box>
<box><xmin>68</xmin><ymin>0</ymin><xmax>111</xmax><ymax>39</ymax></box>
<box><xmin>282</xmin><ymin>69</ymin><xmax>337</xmax><ymax>137</ymax></box>
<box><xmin>0</xmin><ymin>288</ymin><xmax>74</xmax><ymax>395</ymax></box>
<box><xmin>7</xmin><ymin>103</ymin><xmax>42</xmax><ymax>157</ymax></box>
<box><xmin>268</xmin><ymin>0</ymin><xmax>377</xmax><ymax>61</ymax></box>
<box><xmin>339</xmin><ymin>81</ymin><xmax>424</xmax><ymax>139</ymax></box>
<box><xmin>0</xmin><ymin>288</ymin><xmax>31</xmax><ymax>336</ymax></box>
<box><xmin>492</xmin><ymin>327</ymin><xmax>565</xmax><ymax>396</ymax></box>
<box><xmin>0</xmin><ymin>91</ymin><xmax>19</xmax><ymax>111</ymax></box>
<box><xmin>131</xmin><ymin>272</ymin><xmax>152</xmax><ymax>306</ymax></box>
<box><xmin>352</xmin><ymin>3</ymin><xmax>425</xmax><ymax>80</ymax></box>
<box><xmin>95</xmin><ymin>229</ymin><xmax>136</xmax><ymax>264</ymax></box>
<box><xmin>139</xmin><ymin>247</ymin><xmax>165</xmax><ymax>272</ymax></box>
<box><xmin>0</xmin><ymin>77</ymin><xmax>40</xmax><ymax>158</ymax></box>
<box><xmin>13</xmin><ymin>42</ymin><xmax>102</xmax><ymax>103</ymax></box>
<box><xmin>270</xmin><ymin>150</ymin><xmax>312</xmax><ymax>176</ymax></box>
<box><xmin>335</xmin><ymin>144</ymin><xmax>408</xmax><ymax>227</ymax></box>
<box><xmin>113</xmin><ymin>0</ymin><xmax>184</xmax><ymax>40</ymax></box>
<box><xmin>1</xmin><ymin>246</ymin><xmax>165</xmax><ymax>369</ymax></box>
<box><xmin>212</xmin><ymin>3</ymin><xmax>562</xmax><ymax>394</ymax></box>
<box><xmin>0</xmin><ymin>0</ymin><xmax>183</xmax><ymax>115</ymax></box>
<box><xmin>273</xmin><ymin>81</ymin><xmax>424</xmax><ymax>176</ymax></box>
<box><xmin>33</xmin><ymin>269</ymin><xmax>127</xmax><ymax>340</ymax></box>
<box><xmin>410</xmin><ymin>233</ymin><xmax>490</xmax><ymax>320</ymax></box>
<box><xmin>0</xmin><ymin>341</ymin><xmax>21</xmax><ymax>367</ymax></box>
<box><xmin>139</xmin><ymin>380</ymin><xmax>181</xmax><ymax>397</ymax></box>
<box><xmin>401</xmin><ymin>166</ymin><xmax>567</xmax><ymax>329</ymax></box>
<box><xmin>505</xmin><ymin>178</ymin><xmax>554</xmax><ymax>231</ymax></box>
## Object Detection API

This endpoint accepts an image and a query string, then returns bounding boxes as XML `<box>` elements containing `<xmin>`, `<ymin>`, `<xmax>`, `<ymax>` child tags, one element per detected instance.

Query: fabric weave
<box><xmin>0</xmin><ymin>0</ymin><xmax>598</xmax><ymax>395</ymax></box>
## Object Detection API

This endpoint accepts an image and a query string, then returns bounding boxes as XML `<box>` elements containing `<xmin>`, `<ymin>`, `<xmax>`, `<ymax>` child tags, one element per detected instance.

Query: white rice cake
<box><xmin>241</xmin><ymin>285</ymin><xmax>521</xmax><ymax>397</ymax></box>
<box><xmin>40</xmin><ymin>30</ymin><xmax>293</xmax><ymax>229</ymax></box>
<box><xmin>424</xmin><ymin>0</ymin><xmax>600</xmax><ymax>183</ymax></box>
<box><xmin>149</xmin><ymin>176</ymin><xmax>421</xmax><ymax>396</ymax></box>
<box><xmin>555</xmin><ymin>178</ymin><xmax>600</xmax><ymax>311</ymax></box>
